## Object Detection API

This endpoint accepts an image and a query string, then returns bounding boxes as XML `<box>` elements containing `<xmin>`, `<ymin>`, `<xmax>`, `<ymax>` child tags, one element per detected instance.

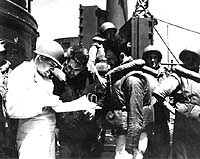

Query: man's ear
<box><xmin>119</xmin><ymin>52</ymin><xmax>125</xmax><ymax>61</ymax></box>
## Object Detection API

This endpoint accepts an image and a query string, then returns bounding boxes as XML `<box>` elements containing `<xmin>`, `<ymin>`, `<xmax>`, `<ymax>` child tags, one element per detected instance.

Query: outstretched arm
<box><xmin>52</xmin><ymin>95</ymin><xmax>100</xmax><ymax>113</ymax></box>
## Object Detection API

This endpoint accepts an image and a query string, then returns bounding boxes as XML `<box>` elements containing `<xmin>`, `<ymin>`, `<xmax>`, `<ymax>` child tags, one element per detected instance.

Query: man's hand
<box><xmin>42</xmin><ymin>106</ymin><xmax>55</xmax><ymax>114</ymax></box>
<box><xmin>134</xmin><ymin>149</ymin><xmax>144</xmax><ymax>159</ymax></box>
<box><xmin>97</xmin><ymin>75</ymin><xmax>107</xmax><ymax>88</ymax></box>
<box><xmin>84</xmin><ymin>109</ymin><xmax>96</xmax><ymax>120</ymax></box>
<box><xmin>51</xmin><ymin>68</ymin><xmax>66</xmax><ymax>81</ymax></box>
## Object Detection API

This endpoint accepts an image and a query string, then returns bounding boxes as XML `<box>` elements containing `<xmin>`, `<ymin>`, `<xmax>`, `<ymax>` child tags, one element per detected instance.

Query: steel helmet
<box><xmin>142</xmin><ymin>45</ymin><xmax>162</xmax><ymax>62</ymax></box>
<box><xmin>179</xmin><ymin>46</ymin><xmax>200</xmax><ymax>63</ymax></box>
<box><xmin>34</xmin><ymin>40</ymin><xmax>64</xmax><ymax>68</ymax></box>
<box><xmin>100</xmin><ymin>22</ymin><xmax>117</xmax><ymax>34</ymax></box>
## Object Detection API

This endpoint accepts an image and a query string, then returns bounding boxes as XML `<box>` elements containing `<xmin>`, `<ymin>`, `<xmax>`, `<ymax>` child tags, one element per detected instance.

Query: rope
<box><xmin>156</xmin><ymin>18</ymin><xmax>200</xmax><ymax>35</ymax></box>
<box><xmin>153</xmin><ymin>26</ymin><xmax>179</xmax><ymax>63</ymax></box>
<box><xmin>154</xmin><ymin>18</ymin><xmax>200</xmax><ymax>63</ymax></box>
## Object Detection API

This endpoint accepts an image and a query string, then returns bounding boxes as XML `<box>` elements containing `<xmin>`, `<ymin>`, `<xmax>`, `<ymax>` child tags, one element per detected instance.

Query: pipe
<box><xmin>106</xmin><ymin>0</ymin><xmax>128</xmax><ymax>30</ymax></box>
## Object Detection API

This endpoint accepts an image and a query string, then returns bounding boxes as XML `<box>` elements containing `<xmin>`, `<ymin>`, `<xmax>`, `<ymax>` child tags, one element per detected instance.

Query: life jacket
<box><xmin>172</xmin><ymin>65</ymin><xmax>200</xmax><ymax>83</ymax></box>
<box><xmin>171</xmin><ymin>65</ymin><xmax>200</xmax><ymax>119</ymax></box>
<box><xmin>105</xmin><ymin>59</ymin><xmax>158</xmax><ymax>110</ymax></box>
<box><xmin>104</xmin><ymin>60</ymin><xmax>158</xmax><ymax>129</ymax></box>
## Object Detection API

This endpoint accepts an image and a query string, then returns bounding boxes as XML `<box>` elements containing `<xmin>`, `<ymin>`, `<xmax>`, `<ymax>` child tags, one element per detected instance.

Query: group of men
<box><xmin>0</xmin><ymin>21</ymin><xmax>200</xmax><ymax>159</ymax></box>
<box><xmin>93</xmin><ymin>22</ymin><xmax>200</xmax><ymax>159</ymax></box>
<box><xmin>102</xmin><ymin>25</ymin><xmax>200</xmax><ymax>159</ymax></box>
<box><xmin>0</xmin><ymin>40</ymin><xmax>100</xmax><ymax>159</ymax></box>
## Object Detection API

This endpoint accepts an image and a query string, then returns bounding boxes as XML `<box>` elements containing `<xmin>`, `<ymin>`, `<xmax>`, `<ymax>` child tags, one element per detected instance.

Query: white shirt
<box><xmin>6</xmin><ymin>60</ymin><xmax>59</xmax><ymax>118</ymax></box>
<box><xmin>6</xmin><ymin>60</ymin><xmax>99</xmax><ymax>119</ymax></box>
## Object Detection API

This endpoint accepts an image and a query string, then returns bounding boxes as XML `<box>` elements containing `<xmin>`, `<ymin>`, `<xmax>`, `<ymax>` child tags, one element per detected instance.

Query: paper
<box><xmin>53</xmin><ymin>95</ymin><xmax>101</xmax><ymax>113</ymax></box>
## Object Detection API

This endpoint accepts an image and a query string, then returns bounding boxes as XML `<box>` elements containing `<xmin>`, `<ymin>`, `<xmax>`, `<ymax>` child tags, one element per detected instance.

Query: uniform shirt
<box><xmin>88</xmin><ymin>42</ymin><xmax>106</xmax><ymax>64</ymax></box>
<box><xmin>153</xmin><ymin>72</ymin><xmax>200</xmax><ymax>117</ymax></box>
<box><xmin>6</xmin><ymin>60</ymin><xmax>60</xmax><ymax>119</ymax></box>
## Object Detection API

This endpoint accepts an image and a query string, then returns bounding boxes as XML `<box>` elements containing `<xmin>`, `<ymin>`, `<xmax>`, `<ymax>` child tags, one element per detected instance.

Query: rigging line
<box><xmin>167</xmin><ymin>25</ymin><xmax>169</xmax><ymax>64</ymax></box>
<box><xmin>156</xmin><ymin>18</ymin><xmax>200</xmax><ymax>35</ymax></box>
<box><xmin>153</xmin><ymin>26</ymin><xmax>179</xmax><ymax>63</ymax></box>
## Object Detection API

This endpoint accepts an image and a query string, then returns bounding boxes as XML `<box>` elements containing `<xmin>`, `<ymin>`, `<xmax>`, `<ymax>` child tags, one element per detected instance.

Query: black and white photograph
<box><xmin>0</xmin><ymin>0</ymin><xmax>200</xmax><ymax>159</ymax></box>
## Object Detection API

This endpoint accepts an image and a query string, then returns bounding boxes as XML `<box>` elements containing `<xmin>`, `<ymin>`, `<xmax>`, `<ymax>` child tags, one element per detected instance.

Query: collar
<box><xmin>121</xmin><ymin>56</ymin><xmax>133</xmax><ymax>65</ymax></box>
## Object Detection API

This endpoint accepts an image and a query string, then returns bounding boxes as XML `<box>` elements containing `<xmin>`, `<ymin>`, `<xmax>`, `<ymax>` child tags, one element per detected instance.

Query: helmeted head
<box><xmin>34</xmin><ymin>40</ymin><xmax>64</xmax><ymax>69</ymax></box>
<box><xmin>63</xmin><ymin>44</ymin><xmax>89</xmax><ymax>78</ymax></box>
<box><xmin>100</xmin><ymin>22</ymin><xmax>117</xmax><ymax>41</ymax></box>
<box><xmin>179</xmin><ymin>46</ymin><xmax>200</xmax><ymax>72</ymax></box>
<box><xmin>34</xmin><ymin>40</ymin><xmax>64</xmax><ymax>79</ymax></box>
<box><xmin>142</xmin><ymin>45</ymin><xmax>162</xmax><ymax>69</ymax></box>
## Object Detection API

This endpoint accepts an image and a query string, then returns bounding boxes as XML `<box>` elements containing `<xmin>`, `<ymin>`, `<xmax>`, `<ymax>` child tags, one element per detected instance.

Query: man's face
<box><xmin>145</xmin><ymin>52</ymin><xmax>160</xmax><ymax>69</ymax></box>
<box><xmin>182</xmin><ymin>53</ymin><xmax>200</xmax><ymax>72</ymax></box>
<box><xmin>35</xmin><ymin>55</ymin><xmax>58</xmax><ymax>79</ymax></box>
<box><xmin>106</xmin><ymin>49</ymin><xmax>119</xmax><ymax>69</ymax></box>
<box><xmin>104</xmin><ymin>29</ymin><xmax>116</xmax><ymax>41</ymax></box>
<box><xmin>63</xmin><ymin>58</ymin><xmax>83</xmax><ymax>78</ymax></box>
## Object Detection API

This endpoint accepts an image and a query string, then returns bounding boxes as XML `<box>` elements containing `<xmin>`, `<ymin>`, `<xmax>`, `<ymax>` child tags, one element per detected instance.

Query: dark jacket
<box><xmin>53</xmin><ymin>70</ymin><xmax>98</xmax><ymax>139</ymax></box>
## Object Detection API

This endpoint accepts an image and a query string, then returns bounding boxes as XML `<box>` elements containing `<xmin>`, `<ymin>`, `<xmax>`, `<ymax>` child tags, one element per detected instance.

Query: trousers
<box><xmin>172</xmin><ymin>112</ymin><xmax>200</xmax><ymax>159</ymax></box>
<box><xmin>17</xmin><ymin>112</ymin><xmax>56</xmax><ymax>159</ymax></box>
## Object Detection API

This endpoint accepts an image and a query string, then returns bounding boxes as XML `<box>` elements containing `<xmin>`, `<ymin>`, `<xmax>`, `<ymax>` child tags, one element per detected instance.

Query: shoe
<box><xmin>114</xmin><ymin>150</ymin><xmax>133</xmax><ymax>159</ymax></box>
<box><xmin>134</xmin><ymin>149</ymin><xmax>144</xmax><ymax>159</ymax></box>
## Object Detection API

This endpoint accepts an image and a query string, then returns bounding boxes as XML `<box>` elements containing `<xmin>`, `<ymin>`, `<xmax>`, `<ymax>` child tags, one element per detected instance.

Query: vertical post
<box><xmin>131</xmin><ymin>17</ymin><xmax>154</xmax><ymax>59</ymax></box>
<box><xmin>78</xmin><ymin>5</ymin><xmax>99</xmax><ymax>49</ymax></box>
<box><xmin>79</xmin><ymin>4</ymin><xmax>84</xmax><ymax>44</ymax></box>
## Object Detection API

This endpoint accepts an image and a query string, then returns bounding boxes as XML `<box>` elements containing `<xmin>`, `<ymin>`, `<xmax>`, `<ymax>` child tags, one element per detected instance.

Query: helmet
<box><xmin>100</xmin><ymin>22</ymin><xmax>117</xmax><ymax>34</ymax></box>
<box><xmin>35</xmin><ymin>40</ymin><xmax>64</xmax><ymax>68</ymax></box>
<box><xmin>179</xmin><ymin>46</ymin><xmax>200</xmax><ymax>63</ymax></box>
<box><xmin>142</xmin><ymin>45</ymin><xmax>162</xmax><ymax>62</ymax></box>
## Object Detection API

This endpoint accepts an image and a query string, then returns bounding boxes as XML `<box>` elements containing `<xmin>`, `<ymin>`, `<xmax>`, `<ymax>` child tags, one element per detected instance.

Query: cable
<box><xmin>156</xmin><ymin>18</ymin><xmax>200</xmax><ymax>35</ymax></box>
<box><xmin>153</xmin><ymin>26</ymin><xmax>179</xmax><ymax>63</ymax></box>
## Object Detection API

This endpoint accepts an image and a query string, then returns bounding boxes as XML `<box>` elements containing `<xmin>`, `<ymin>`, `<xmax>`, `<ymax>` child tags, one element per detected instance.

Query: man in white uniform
<box><xmin>6</xmin><ymin>40</ymin><xmax>98</xmax><ymax>159</ymax></box>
